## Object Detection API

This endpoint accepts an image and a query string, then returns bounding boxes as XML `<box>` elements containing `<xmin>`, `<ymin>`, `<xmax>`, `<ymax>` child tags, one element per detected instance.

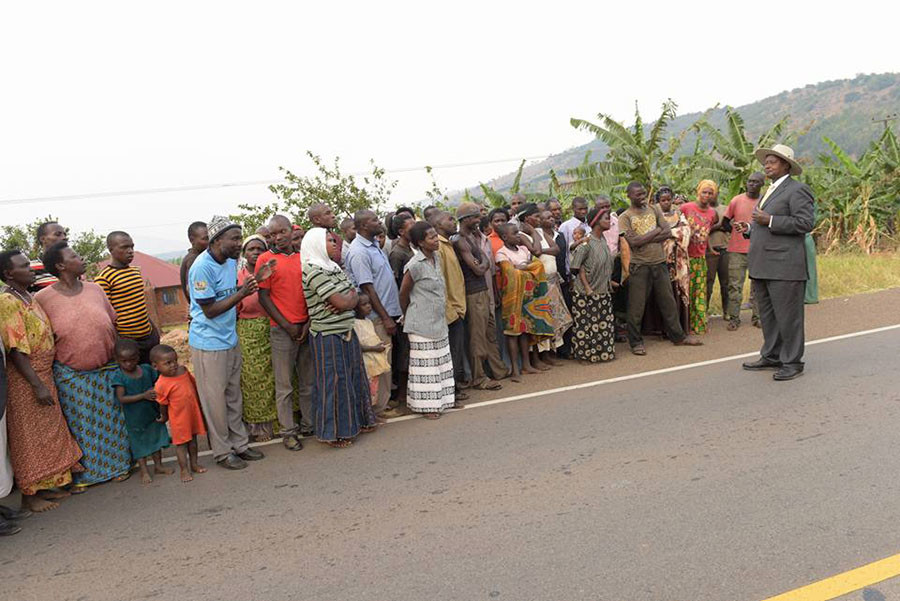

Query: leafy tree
<box><xmin>694</xmin><ymin>106</ymin><xmax>792</xmax><ymax>199</ymax></box>
<box><xmin>231</xmin><ymin>151</ymin><xmax>398</xmax><ymax>231</ymax></box>
<box><xmin>0</xmin><ymin>215</ymin><xmax>107</xmax><ymax>270</ymax></box>
<box><xmin>569</xmin><ymin>99</ymin><xmax>680</xmax><ymax>198</ymax></box>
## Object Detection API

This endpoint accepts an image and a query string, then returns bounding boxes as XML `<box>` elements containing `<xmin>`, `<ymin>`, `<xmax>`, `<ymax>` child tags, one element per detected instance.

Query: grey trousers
<box><xmin>752</xmin><ymin>278</ymin><xmax>806</xmax><ymax>368</ymax></box>
<box><xmin>191</xmin><ymin>345</ymin><xmax>250</xmax><ymax>462</ymax></box>
<box><xmin>466</xmin><ymin>289</ymin><xmax>509</xmax><ymax>385</ymax></box>
<box><xmin>270</xmin><ymin>325</ymin><xmax>313</xmax><ymax>434</ymax></box>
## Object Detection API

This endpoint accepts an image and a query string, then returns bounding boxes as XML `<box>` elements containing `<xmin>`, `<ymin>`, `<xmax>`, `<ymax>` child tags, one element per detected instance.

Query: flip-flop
<box><xmin>631</xmin><ymin>346</ymin><xmax>647</xmax><ymax>356</ymax></box>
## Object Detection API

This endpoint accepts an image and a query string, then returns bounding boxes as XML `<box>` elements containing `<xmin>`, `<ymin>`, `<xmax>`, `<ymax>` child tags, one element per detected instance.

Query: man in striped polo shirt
<box><xmin>95</xmin><ymin>231</ymin><xmax>160</xmax><ymax>364</ymax></box>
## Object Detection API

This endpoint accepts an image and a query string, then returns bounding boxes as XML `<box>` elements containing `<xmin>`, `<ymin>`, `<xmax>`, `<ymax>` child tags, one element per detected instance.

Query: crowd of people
<box><xmin>0</xmin><ymin>146</ymin><xmax>819</xmax><ymax>535</ymax></box>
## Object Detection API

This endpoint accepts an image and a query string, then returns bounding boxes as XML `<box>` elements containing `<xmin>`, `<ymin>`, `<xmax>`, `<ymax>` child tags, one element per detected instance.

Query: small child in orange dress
<box><xmin>150</xmin><ymin>344</ymin><xmax>208</xmax><ymax>483</ymax></box>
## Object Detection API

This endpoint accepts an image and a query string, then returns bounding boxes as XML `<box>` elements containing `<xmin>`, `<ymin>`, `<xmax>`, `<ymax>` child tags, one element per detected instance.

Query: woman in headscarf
<box><xmin>680</xmin><ymin>180</ymin><xmax>720</xmax><ymax>334</ymax></box>
<box><xmin>34</xmin><ymin>242</ymin><xmax>130</xmax><ymax>490</ymax></box>
<box><xmin>0</xmin><ymin>250</ymin><xmax>83</xmax><ymax>512</ymax></box>
<box><xmin>300</xmin><ymin>228</ymin><xmax>377</xmax><ymax>448</ymax></box>
<box><xmin>237</xmin><ymin>235</ymin><xmax>277</xmax><ymax>441</ymax></box>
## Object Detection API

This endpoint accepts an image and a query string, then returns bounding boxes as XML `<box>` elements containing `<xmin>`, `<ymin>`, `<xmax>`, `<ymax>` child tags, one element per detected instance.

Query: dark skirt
<box><xmin>309</xmin><ymin>331</ymin><xmax>376</xmax><ymax>441</ymax></box>
<box><xmin>570</xmin><ymin>291</ymin><xmax>616</xmax><ymax>363</ymax></box>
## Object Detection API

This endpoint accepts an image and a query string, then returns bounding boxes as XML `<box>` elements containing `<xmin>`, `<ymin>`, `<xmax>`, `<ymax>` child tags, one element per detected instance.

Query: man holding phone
<box><xmin>722</xmin><ymin>172</ymin><xmax>764</xmax><ymax>330</ymax></box>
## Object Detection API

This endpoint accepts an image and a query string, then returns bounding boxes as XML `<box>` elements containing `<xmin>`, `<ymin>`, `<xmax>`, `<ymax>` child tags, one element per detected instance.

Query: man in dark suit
<box><xmin>741</xmin><ymin>144</ymin><xmax>815</xmax><ymax>381</ymax></box>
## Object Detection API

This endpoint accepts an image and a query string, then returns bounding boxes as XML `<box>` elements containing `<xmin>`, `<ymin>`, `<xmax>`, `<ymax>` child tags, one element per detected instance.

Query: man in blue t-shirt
<box><xmin>189</xmin><ymin>215</ymin><xmax>273</xmax><ymax>470</ymax></box>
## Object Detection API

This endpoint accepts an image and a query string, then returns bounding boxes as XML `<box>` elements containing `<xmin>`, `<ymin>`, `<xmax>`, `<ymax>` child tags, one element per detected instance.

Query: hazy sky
<box><xmin>2</xmin><ymin>1</ymin><xmax>898</xmax><ymax>254</ymax></box>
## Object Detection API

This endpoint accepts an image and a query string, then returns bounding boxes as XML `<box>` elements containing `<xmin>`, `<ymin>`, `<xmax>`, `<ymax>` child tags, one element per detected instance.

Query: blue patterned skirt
<box><xmin>309</xmin><ymin>332</ymin><xmax>375</xmax><ymax>441</ymax></box>
<box><xmin>54</xmin><ymin>362</ymin><xmax>132</xmax><ymax>485</ymax></box>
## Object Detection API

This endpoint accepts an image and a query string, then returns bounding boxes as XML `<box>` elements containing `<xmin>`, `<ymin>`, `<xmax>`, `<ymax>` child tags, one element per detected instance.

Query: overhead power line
<box><xmin>0</xmin><ymin>154</ymin><xmax>554</xmax><ymax>208</ymax></box>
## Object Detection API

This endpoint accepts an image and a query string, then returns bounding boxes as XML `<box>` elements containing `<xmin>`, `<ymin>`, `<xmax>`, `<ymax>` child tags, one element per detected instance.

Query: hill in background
<box><xmin>468</xmin><ymin>72</ymin><xmax>900</xmax><ymax>196</ymax></box>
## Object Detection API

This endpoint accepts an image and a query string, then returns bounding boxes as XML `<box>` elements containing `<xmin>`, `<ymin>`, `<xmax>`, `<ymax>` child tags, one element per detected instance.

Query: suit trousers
<box><xmin>752</xmin><ymin>278</ymin><xmax>806</xmax><ymax>368</ymax></box>
<box><xmin>269</xmin><ymin>325</ymin><xmax>313</xmax><ymax>434</ymax></box>
<box><xmin>466</xmin><ymin>289</ymin><xmax>509</xmax><ymax>386</ymax></box>
<box><xmin>626</xmin><ymin>262</ymin><xmax>686</xmax><ymax>348</ymax></box>
<box><xmin>448</xmin><ymin>318</ymin><xmax>466</xmax><ymax>387</ymax></box>
<box><xmin>191</xmin><ymin>345</ymin><xmax>250</xmax><ymax>462</ymax></box>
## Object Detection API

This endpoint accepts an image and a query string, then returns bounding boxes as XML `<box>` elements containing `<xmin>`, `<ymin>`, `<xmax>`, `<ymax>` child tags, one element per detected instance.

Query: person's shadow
<box><xmin>863</xmin><ymin>588</ymin><xmax>886</xmax><ymax>601</ymax></box>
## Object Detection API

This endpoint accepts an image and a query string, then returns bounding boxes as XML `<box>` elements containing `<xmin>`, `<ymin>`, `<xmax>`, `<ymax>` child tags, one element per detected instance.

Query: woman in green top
<box><xmin>300</xmin><ymin>228</ymin><xmax>377</xmax><ymax>448</ymax></box>
<box><xmin>569</xmin><ymin>207</ymin><xmax>616</xmax><ymax>364</ymax></box>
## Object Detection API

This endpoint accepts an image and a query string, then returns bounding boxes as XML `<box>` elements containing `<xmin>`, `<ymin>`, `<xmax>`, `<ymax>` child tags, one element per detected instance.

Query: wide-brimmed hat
<box><xmin>207</xmin><ymin>215</ymin><xmax>241</xmax><ymax>243</ymax></box>
<box><xmin>754</xmin><ymin>144</ymin><xmax>802</xmax><ymax>176</ymax></box>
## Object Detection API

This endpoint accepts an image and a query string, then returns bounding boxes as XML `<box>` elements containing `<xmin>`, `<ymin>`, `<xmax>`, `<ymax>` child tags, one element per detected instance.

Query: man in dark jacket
<box><xmin>742</xmin><ymin>144</ymin><xmax>815</xmax><ymax>381</ymax></box>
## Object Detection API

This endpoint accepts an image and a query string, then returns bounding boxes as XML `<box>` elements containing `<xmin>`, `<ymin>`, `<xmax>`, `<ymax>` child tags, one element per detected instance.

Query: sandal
<box><xmin>360</xmin><ymin>425</ymin><xmax>378</xmax><ymax>433</ymax></box>
<box><xmin>631</xmin><ymin>345</ymin><xmax>647</xmax><ymax>356</ymax></box>
<box><xmin>472</xmin><ymin>379</ymin><xmax>503</xmax><ymax>391</ymax></box>
<box><xmin>325</xmin><ymin>439</ymin><xmax>353</xmax><ymax>448</ymax></box>
<box><xmin>726</xmin><ymin>321</ymin><xmax>739</xmax><ymax>331</ymax></box>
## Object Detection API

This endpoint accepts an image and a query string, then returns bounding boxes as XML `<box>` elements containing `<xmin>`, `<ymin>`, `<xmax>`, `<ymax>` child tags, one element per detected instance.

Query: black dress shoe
<box><xmin>300</xmin><ymin>429</ymin><xmax>315</xmax><ymax>438</ymax></box>
<box><xmin>217</xmin><ymin>453</ymin><xmax>248</xmax><ymax>470</ymax></box>
<box><xmin>742</xmin><ymin>358</ymin><xmax>783</xmax><ymax>371</ymax></box>
<box><xmin>0</xmin><ymin>519</ymin><xmax>22</xmax><ymax>536</ymax></box>
<box><xmin>0</xmin><ymin>505</ymin><xmax>32</xmax><ymax>521</ymax></box>
<box><xmin>774</xmin><ymin>366</ymin><xmax>804</xmax><ymax>381</ymax></box>
<box><xmin>237</xmin><ymin>447</ymin><xmax>265</xmax><ymax>461</ymax></box>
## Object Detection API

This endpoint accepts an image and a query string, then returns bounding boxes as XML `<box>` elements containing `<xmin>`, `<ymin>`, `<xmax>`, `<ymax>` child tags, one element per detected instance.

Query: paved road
<box><xmin>3</xmin><ymin>327</ymin><xmax>900</xmax><ymax>601</ymax></box>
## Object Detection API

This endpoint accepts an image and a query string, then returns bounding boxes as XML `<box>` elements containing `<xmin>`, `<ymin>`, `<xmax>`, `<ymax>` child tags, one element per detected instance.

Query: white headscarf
<box><xmin>301</xmin><ymin>227</ymin><xmax>341</xmax><ymax>272</ymax></box>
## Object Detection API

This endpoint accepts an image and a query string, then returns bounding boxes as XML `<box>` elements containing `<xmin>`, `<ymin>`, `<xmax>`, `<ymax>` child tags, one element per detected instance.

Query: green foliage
<box><xmin>807</xmin><ymin>127</ymin><xmax>900</xmax><ymax>252</ymax></box>
<box><xmin>231</xmin><ymin>151</ymin><xmax>398</xmax><ymax>231</ymax></box>
<box><xmin>509</xmin><ymin>160</ymin><xmax>526</xmax><ymax>195</ymax></box>
<box><xmin>0</xmin><ymin>215</ymin><xmax>107</xmax><ymax>271</ymax></box>
<box><xmin>568</xmin><ymin>99</ymin><xmax>680</xmax><ymax>199</ymax></box>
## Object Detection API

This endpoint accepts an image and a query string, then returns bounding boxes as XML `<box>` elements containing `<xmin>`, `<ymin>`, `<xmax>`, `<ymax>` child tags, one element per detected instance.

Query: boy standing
<box><xmin>95</xmin><ymin>231</ymin><xmax>160</xmax><ymax>364</ymax></box>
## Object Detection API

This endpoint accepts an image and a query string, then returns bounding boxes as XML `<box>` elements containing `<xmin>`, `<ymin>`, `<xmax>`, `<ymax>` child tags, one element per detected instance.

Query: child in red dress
<box><xmin>150</xmin><ymin>344</ymin><xmax>208</xmax><ymax>483</ymax></box>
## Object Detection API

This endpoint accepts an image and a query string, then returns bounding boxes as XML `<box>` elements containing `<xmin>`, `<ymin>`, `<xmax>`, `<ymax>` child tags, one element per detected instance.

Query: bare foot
<box><xmin>422</xmin><ymin>413</ymin><xmax>442</xmax><ymax>420</ymax></box>
<box><xmin>23</xmin><ymin>495</ymin><xmax>60</xmax><ymax>513</ymax></box>
<box><xmin>36</xmin><ymin>489</ymin><xmax>71</xmax><ymax>500</ymax></box>
<box><xmin>154</xmin><ymin>465</ymin><xmax>175</xmax><ymax>476</ymax></box>
<box><xmin>541</xmin><ymin>356</ymin><xmax>559</xmax><ymax>366</ymax></box>
<box><xmin>180</xmin><ymin>468</ymin><xmax>194</xmax><ymax>483</ymax></box>
<box><xmin>191</xmin><ymin>464</ymin><xmax>207</xmax><ymax>474</ymax></box>
<box><xmin>533</xmin><ymin>361</ymin><xmax>552</xmax><ymax>371</ymax></box>
<box><xmin>522</xmin><ymin>366</ymin><xmax>539</xmax><ymax>375</ymax></box>
<box><xmin>140</xmin><ymin>471</ymin><xmax>153</xmax><ymax>484</ymax></box>
<box><xmin>511</xmin><ymin>374</ymin><xmax>522</xmax><ymax>383</ymax></box>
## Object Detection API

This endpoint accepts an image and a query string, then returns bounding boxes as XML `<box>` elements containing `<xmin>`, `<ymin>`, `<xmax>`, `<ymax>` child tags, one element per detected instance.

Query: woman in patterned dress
<box><xmin>35</xmin><ymin>242</ymin><xmax>131</xmax><ymax>489</ymax></box>
<box><xmin>0</xmin><ymin>250</ymin><xmax>83</xmax><ymax>510</ymax></box>
<box><xmin>237</xmin><ymin>235</ymin><xmax>277</xmax><ymax>441</ymax></box>
<box><xmin>569</xmin><ymin>208</ymin><xmax>617</xmax><ymax>364</ymax></box>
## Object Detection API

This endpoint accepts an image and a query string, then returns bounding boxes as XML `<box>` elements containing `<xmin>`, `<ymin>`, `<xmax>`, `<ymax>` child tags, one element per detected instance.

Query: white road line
<box><xmin>165</xmin><ymin>323</ymin><xmax>900</xmax><ymax>464</ymax></box>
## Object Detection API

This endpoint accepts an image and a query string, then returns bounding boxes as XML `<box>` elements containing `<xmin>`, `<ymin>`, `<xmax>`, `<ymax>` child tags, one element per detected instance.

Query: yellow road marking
<box><xmin>762</xmin><ymin>553</ymin><xmax>900</xmax><ymax>601</ymax></box>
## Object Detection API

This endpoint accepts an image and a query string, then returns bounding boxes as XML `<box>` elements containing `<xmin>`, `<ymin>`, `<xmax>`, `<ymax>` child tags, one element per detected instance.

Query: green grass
<box><xmin>708</xmin><ymin>251</ymin><xmax>900</xmax><ymax>315</ymax></box>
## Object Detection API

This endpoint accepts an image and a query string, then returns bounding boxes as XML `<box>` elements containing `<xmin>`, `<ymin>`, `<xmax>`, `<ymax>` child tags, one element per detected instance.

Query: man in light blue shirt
<box><xmin>189</xmin><ymin>215</ymin><xmax>270</xmax><ymax>470</ymax></box>
<box><xmin>344</xmin><ymin>209</ymin><xmax>401</xmax><ymax>413</ymax></box>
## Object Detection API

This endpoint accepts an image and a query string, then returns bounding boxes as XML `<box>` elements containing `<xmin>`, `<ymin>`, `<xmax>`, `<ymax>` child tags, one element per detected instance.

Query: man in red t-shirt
<box><xmin>257</xmin><ymin>214</ymin><xmax>312</xmax><ymax>451</ymax></box>
<box><xmin>722</xmin><ymin>172</ymin><xmax>764</xmax><ymax>330</ymax></box>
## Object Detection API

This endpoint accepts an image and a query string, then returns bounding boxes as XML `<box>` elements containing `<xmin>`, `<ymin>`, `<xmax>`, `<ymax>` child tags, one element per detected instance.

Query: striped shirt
<box><xmin>28</xmin><ymin>259</ymin><xmax>58</xmax><ymax>292</ymax></box>
<box><xmin>302</xmin><ymin>265</ymin><xmax>355</xmax><ymax>335</ymax></box>
<box><xmin>94</xmin><ymin>265</ymin><xmax>153</xmax><ymax>338</ymax></box>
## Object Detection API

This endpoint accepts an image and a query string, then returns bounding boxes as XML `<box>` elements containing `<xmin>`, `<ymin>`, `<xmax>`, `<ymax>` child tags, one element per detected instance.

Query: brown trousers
<box><xmin>464</xmin><ymin>289</ymin><xmax>508</xmax><ymax>386</ymax></box>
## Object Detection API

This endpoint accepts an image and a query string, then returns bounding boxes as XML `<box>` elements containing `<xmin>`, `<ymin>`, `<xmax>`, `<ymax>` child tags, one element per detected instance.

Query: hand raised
<box><xmin>255</xmin><ymin>259</ymin><xmax>277</xmax><ymax>283</ymax></box>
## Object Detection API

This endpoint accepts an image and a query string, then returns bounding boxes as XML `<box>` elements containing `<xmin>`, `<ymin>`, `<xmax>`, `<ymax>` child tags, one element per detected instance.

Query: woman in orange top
<box><xmin>151</xmin><ymin>344</ymin><xmax>207</xmax><ymax>483</ymax></box>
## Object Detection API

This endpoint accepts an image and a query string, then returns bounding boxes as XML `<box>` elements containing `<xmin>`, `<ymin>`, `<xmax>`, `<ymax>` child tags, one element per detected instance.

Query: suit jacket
<box><xmin>748</xmin><ymin>176</ymin><xmax>815</xmax><ymax>281</ymax></box>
